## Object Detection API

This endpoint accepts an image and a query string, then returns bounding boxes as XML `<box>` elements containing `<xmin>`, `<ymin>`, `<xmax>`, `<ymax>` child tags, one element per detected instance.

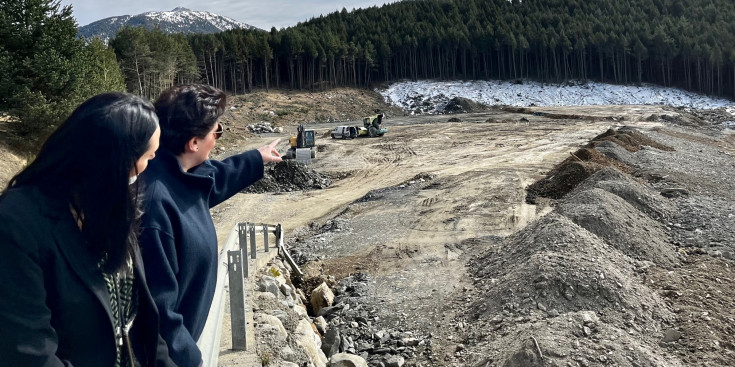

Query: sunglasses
<box><xmin>210</xmin><ymin>123</ymin><xmax>224</xmax><ymax>140</ymax></box>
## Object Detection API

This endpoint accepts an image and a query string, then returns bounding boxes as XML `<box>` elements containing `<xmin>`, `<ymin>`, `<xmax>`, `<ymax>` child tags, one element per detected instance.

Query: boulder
<box><xmin>258</xmin><ymin>276</ymin><xmax>281</xmax><ymax>297</ymax></box>
<box><xmin>311</xmin><ymin>282</ymin><xmax>335</xmax><ymax>315</ymax></box>
<box><xmin>254</xmin><ymin>313</ymin><xmax>287</xmax><ymax>340</ymax></box>
<box><xmin>329</xmin><ymin>353</ymin><xmax>368</xmax><ymax>367</ymax></box>
<box><xmin>295</xmin><ymin>319</ymin><xmax>328</xmax><ymax>367</ymax></box>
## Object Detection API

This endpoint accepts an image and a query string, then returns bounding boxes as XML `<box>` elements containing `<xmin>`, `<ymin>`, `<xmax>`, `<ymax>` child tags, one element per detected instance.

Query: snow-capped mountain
<box><xmin>78</xmin><ymin>7</ymin><xmax>259</xmax><ymax>41</ymax></box>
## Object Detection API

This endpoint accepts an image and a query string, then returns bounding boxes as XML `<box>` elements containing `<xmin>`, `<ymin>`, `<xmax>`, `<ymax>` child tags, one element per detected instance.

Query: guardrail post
<box><xmin>227</xmin><ymin>250</ymin><xmax>247</xmax><ymax>351</ymax></box>
<box><xmin>263</xmin><ymin>223</ymin><xmax>269</xmax><ymax>252</ymax></box>
<box><xmin>238</xmin><ymin>223</ymin><xmax>249</xmax><ymax>278</ymax></box>
<box><xmin>249</xmin><ymin>224</ymin><xmax>256</xmax><ymax>259</ymax></box>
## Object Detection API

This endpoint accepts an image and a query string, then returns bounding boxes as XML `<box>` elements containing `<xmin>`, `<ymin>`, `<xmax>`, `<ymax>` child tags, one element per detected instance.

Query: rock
<box><xmin>258</xmin><ymin>276</ymin><xmax>281</xmax><ymax>297</ymax></box>
<box><xmin>280</xmin><ymin>283</ymin><xmax>294</xmax><ymax>298</ymax></box>
<box><xmin>660</xmin><ymin>187</ymin><xmax>690</xmax><ymax>198</ymax></box>
<box><xmin>271</xmin><ymin>309</ymin><xmax>290</xmax><ymax>326</ymax></box>
<box><xmin>254</xmin><ymin>313</ymin><xmax>287</xmax><ymax>340</ymax></box>
<box><xmin>663</xmin><ymin>329</ymin><xmax>682</xmax><ymax>342</ymax></box>
<box><xmin>281</xmin><ymin>345</ymin><xmax>296</xmax><ymax>362</ymax></box>
<box><xmin>322</xmin><ymin>328</ymin><xmax>342</xmax><ymax>358</ymax></box>
<box><xmin>294</xmin><ymin>304</ymin><xmax>309</xmax><ymax>318</ymax></box>
<box><xmin>314</xmin><ymin>316</ymin><xmax>329</xmax><ymax>334</ymax></box>
<box><xmin>317</xmin><ymin>304</ymin><xmax>343</xmax><ymax>318</ymax></box>
<box><xmin>329</xmin><ymin>353</ymin><xmax>368</xmax><ymax>367</ymax></box>
<box><xmin>383</xmin><ymin>355</ymin><xmax>405</xmax><ymax>367</ymax></box>
<box><xmin>295</xmin><ymin>319</ymin><xmax>328</xmax><ymax>367</ymax></box>
<box><xmin>310</xmin><ymin>283</ymin><xmax>336</xmax><ymax>315</ymax></box>
<box><xmin>581</xmin><ymin>311</ymin><xmax>599</xmax><ymax>325</ymax></box>
<box><xmin>255</xmin><ymin>291</ymin><xmax>277</xmax><ymax>302</ymax></box>
<box><xmin>280</xmin><ymin>362</ymin><xmax>299</xmax><ymax>367</ymax></box>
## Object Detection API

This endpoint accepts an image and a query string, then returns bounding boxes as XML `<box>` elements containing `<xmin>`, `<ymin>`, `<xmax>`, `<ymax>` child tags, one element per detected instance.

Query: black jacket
<box><xmin>0</xmin><ymin>185</ymin><xmax>177</xmax><ymax>367</ymax></box>
<box><xmin>139</xmin><ymin>149</ymin><xmax>263</xmax><ymax>367</ymax></box>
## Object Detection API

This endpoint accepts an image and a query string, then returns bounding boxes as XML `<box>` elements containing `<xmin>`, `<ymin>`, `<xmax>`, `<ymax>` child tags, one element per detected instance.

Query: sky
<box><xmin>60</xmin><ymin>0</ymin><xmax>395</xmax><ymax>29</ymax></box>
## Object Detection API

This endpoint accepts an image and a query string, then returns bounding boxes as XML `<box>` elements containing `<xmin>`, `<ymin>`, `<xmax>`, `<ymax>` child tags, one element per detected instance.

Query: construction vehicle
<box><xmin>330</xmin><ymin>126</ymin><xmax>358</xmax><ymax>139</ymax></box>
<box><xmin>360</xmin><ymin>113</ymin><xmax>388</xmax><ymax>137</ymax></box>
<box><xmin>284</xmin><ymin>124</ymin><xmax>316</xmax><ymax>160</ymax></box>
<box><xmin>330</xmin><ymin>114</ymin><xmax>388</xmax><ymax>139</ymax></box>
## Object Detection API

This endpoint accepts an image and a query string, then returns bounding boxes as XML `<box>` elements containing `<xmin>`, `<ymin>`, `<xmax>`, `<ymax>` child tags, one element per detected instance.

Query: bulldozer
<box><xmin>359</xmin><ymin>113</ymin><xmax>388</xmax><ymax>137</ymax></box>
<box><xmin>283</xmin><ymin>124</ymin><xmax>316</xmax><ymax>161</ymax></box>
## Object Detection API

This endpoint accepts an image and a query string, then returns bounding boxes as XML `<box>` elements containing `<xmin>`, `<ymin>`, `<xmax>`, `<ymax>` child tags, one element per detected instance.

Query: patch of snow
<box><xmin>379</xmin><ymin>80</ymin><xmax>735</xmax><ymax>115</ymax></box>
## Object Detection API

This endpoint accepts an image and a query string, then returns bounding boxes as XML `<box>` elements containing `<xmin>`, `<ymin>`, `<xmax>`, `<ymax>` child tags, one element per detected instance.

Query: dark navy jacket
<box><xmin>139</xmin><ymin>149</ymin><xmax>263</xmax><ymax>367</ymax></box>
<box><xmin>0</xmin><ymin>185</ymin><xmax>176</xmax><ymax>367</ymax></box>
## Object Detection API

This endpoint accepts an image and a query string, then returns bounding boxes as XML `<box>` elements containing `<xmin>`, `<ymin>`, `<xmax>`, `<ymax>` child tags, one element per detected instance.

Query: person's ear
<box><xmin>186</xmin><ymin>137</ymin><xmax>200</xmax><ymax>153</ymax></box>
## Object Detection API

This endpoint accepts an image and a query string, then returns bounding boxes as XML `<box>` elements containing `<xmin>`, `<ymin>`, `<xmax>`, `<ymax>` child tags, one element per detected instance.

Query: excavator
<box><xmin>283</xmin><ymin>124</ymin><xmax>316</xmax><ymax>160</ymax></box>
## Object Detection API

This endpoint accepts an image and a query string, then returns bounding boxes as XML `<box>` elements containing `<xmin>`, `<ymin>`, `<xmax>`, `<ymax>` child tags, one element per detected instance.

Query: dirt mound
<box><xmin>570</xmin><ymin>167</ymin><xmax>673</xmax><ymax>221</ymax></box>
<box><xmin>593</xmin><ymin>140</ymin><xmax>639</xmax><ymax>167</ymax></box>
<box><xmin>592</xmin><ymin>127</ymin><xmax>674</xmax><ymax>152</ymax></box>
<box><xmin>469</xmin><ymin>213</ymin><xmax>670</xmax><ymax>320</ymax></box>
<box><xmin>442</xmin><ymin>97</ymin><xmax>483</xmax><ymax>114</ymax></box>
<box><xmin>469</xmin><ymin>313</ymin><xmax>678</xmax><ymax>367</ymax></box>
<box><xmin>243</xmin><ymin>161</ymin><xmax>332</xmax><ymax>193</ymax></box>
<box><xmin>526</xmin><ymin>144</ymin><xmax>636</xmax><ymax>203</ymax></box>
<box><xmin>558</xmin><ymin>188</ymin><xmax>679</xmax><ymax>267</ymax></box>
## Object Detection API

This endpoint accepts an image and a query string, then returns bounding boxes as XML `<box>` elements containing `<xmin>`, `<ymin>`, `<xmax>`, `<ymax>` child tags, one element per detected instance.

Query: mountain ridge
<box><xmin>78</xmin><ymin>7</ymin><xmax>260</xmax><ymax>41</ymax></box>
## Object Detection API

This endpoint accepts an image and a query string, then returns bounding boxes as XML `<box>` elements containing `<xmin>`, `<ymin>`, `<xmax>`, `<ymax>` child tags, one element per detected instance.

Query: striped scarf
<box><xmin>101</xmin><ymin>255</ymin><xmax>139</xmax><ymax>367</ymax></box>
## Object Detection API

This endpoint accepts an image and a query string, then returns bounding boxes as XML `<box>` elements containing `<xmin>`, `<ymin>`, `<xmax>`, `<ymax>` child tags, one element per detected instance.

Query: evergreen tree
<box><xmin>0</xmin><ymin>0</ymin><xmax>93</xmax><ymax>135</ymax></box>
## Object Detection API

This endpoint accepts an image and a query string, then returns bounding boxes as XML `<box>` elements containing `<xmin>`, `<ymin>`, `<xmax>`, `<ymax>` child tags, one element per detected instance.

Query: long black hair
<box><xmin>7</xmin><ymin>93</ymin><xmax>159</xmax><ymax>272</ymax></box>
<box><xmin>154</xmin><ymin>84</ymin><xmax>226</xmax><ymax>155</ymax></box>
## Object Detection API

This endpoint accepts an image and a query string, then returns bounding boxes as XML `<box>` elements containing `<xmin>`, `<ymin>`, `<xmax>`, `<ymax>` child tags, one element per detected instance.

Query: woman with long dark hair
<box><xmin>139</xmin><ymin>84</ymin><xmax>281</xmax><ymax>367</ymax></box>
<box><xmin>0</xmin><ymin>93</ymin><xmax>176</xmax><ymax>367</ymax></box>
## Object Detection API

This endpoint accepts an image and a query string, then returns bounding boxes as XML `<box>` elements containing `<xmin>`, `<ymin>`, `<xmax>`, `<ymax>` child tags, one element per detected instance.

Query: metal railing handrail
<box><xmin>197</xmin><ymin>221</ymin><xmax>302</xmax><ymax>367</ymax></box>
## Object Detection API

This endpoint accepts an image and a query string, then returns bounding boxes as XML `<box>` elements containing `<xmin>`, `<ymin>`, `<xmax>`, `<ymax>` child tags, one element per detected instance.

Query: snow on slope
<box><xmin>380</xmin><ymin>80</ymin><xmax>735</xmax><ymax>115</ymax></box>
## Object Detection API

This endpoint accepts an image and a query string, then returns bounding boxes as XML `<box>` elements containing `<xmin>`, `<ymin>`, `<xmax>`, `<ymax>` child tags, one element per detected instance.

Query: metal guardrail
<box><xmin>197</xmin><ymin>222</ymin><xmax>302</xmax><ymax>367</ymax></box>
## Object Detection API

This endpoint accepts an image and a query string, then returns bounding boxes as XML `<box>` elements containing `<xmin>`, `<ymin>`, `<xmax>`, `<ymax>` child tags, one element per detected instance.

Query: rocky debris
<box><xmin>357</xmin><ymin>173</ymin><xmax>435</xmax><ymax>203</ymax></box>
<box><xmin>447</xmin><ymin>117</ymin><xmax>462</xmax><ymax>122</ymax></box>
<box><xmin>249</xmin><ymin>260</ymin><xmax>417</xmax><ymax>367</ymax></box>
<box><xmin>244</xmin><ymin>160</ymin><xmax>332</xmax><ymax>193</ymax></box>
<box><xmin>247</xmin><ymin>121</ymin><xmax>284</xmax><ymax>134</ymax></box>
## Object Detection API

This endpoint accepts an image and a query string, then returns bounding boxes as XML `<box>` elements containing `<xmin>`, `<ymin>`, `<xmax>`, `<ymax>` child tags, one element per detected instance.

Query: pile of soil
<box><xmin>558</xmin><ymin>188</ymin><xmax>680</xmax><ymax>267</ymax></box>
<box><xmin>441</xmin><ymin>97</ymin><xmax>484</xmax><ymax>114</ymax></box>
<box><xmin>466</xmin><ymin>212</ymin><xmax>675</xmax><ymax>367</ymax></box>
<box><xmin>526</xmin><ymin>128</ymin><xmax>670</xmax><ymax>203</ymax></box>
<box><xmin>591</xmin><ymin>127</ymin><xmax>674</xmax><ymax>152</ymax></box>
<box><xmin>243</xmin><ymin>161</ymin><xmax>332</xmax><ymax>193</ymax></box>
<box><xmin>570</xmin><ymin>167</ymin><xmax>673</xmax><ymax>221</ymax></box>
<box><xmin>525</xmin><ymin>145</ymin><xmax>631</xmax><ymax>203</ymax></box>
